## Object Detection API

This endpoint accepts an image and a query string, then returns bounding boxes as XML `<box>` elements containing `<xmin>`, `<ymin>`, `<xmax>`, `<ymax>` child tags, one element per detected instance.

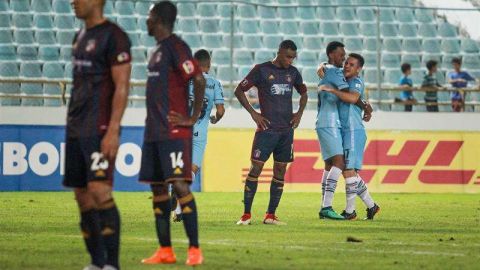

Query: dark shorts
<box><xmin>251</xmin><ymin>128</ymin><xmax>294</xmax><ymax>163</ymax></box>
<box><xmin>63</xmin><ymin>136</ymin><xmax>114</xmax><ymax>188</ymax></box>
<box><xmin>139</xmin><ymin>138</ymin><xmax>192</xmax><ymax>184</ymax></box>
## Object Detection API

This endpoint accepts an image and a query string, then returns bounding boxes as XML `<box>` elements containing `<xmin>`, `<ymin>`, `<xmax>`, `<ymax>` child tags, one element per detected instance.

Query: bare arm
<box><xmin>101</xmin><ymin>63</ymin><xmax>131</xmax><ymax>161</ymax></box>
<box><xmin>291</xmin><ymin>91</ymin><xmax>308</xmax><ymax>129</ymax></box>
<box><xmin>210</xmin><ymin>104</ymin><xmax>225</xmax><ymax>124</ymax></box>
<box><xmin>167</xmin><ymin>73</ymin><xmax>206</xmax><ymax>126</ymax></box>
<box><xmin>319</xmin><ymin>85</ymin><xmax>360</xmax><ymax>104</ymax></box>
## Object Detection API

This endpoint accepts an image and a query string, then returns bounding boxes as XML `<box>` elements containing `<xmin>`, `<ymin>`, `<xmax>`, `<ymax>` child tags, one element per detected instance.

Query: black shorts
<box><xmin>63</xmin><ymin>136</ymin><xmax>114</xmax><ymax>188</ymax></box>
<box><xmin>251</xmin><ymin>128</ymin><xmax>294</xmax><ymax>163</ymax></box>
<box><xmin>139</xmin><ymin>138</ymin><xmax>192</xmax><ymax>184</ymax></box>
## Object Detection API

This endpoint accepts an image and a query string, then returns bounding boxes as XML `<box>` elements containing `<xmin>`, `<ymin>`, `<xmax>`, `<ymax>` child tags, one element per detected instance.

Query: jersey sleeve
<box><xmin>106</xmin><ymin>27</ymin><xmax>131</xmax><ymax>66</ymax></box>
<box><xmin>332</xmin><ymin>68</ymin><xmax>349</xmax><ymax>90</ymax></box>
<box><xmin>350</xmin><ymin>78</ymin><xmax>363</xmax><ymax>94</ymax></box>
<box><xmin>293</xmin><ymin>69</ymin><xmax>307</xmax><ymax>94</ymax></box>
<box><xmin>171</xmin><ymin>41</ymin><xmax>202</xmax><ymax>82</ymax></box>
<box><xmin>464</xmin><ymin>72</ymin><xmax>475</xmax><ymax>81</ymax></box>
<box><xmin>214</xmin><ymin>80</ymin><xmax>225</xmax><ymax>105</ymax></box>
<box><xmin>399</xmin><ymin>77</ymin><xmax>408</xmax><ymax>85</ymax></box>
<box><xmin>238</xmin><ymin>65</ymin><xmax>261</xmax><ymax>92</ymax></box>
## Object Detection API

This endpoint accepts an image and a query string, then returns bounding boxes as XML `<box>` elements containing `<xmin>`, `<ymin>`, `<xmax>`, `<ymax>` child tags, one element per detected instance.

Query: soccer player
<box><xmin>319</xmin><ymin>53</ymin><xmax>380</xmax><ymax>220</ymax></box>
<box><xmin>172</xmin><ymin>49</ymin><xmax>225</xmax><ymax>222</ymax></box>
<box><xmin>63</xmin><ymin>1</ymin><xmax>131</xmax><ymax>270</ymax></box>
<box><xmin>139</xmin><ymin>1</ymin><xmax>206</xmax><ymax>266</ymax></box>
<box><xmin>235</xmin><ymin>40</ymin><xmax>308</xmax><ymax>225</ymax></box>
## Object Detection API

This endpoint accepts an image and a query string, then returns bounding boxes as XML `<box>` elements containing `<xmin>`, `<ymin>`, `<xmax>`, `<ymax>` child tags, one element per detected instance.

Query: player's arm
<box><xmin>319</xmin><ymin>85</ymin><xmax>360</xmax><ymax>104</ymax></box>
<box><xmin>211</xmin><ymin>81</ymin><xmax>226</xmax><ymax>124</ymax></box>
<box><xmin>291</xmin><ymin>74</ymin><xmax>308</xmax><ymax>129</ymax></box>
<box><xmin>189</xmin><ymin>73</ymin><xmax>207</xmax><ymax>124</ymax></box>
<box><xmin>211</xmin><ymin>104</ymin><xmax>225</xmax><ymax>124</ymax></box>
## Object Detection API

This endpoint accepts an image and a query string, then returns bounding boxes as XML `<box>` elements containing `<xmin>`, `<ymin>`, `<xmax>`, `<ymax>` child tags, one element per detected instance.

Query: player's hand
<box><xmin>251</xmin><ymin>111</ymin><xmax>270</xmax><ymax>130</ymax></box>
<box><xmin>363</xmin><ymin>111</ymin><xmax>372</xmax><ymax>122</ymax></box>
<box><xmin>101</xmin><ymin>130</ymin><xmax>119</xmax><ymax>161</ymax></box>
<box><xmin>291</xmin><ymin>111</ymin><xmax>303</xmax><ymax>129</ymax></box>
<box><xmin>210</xmin><ymin>115</ymin><xmax>217</xmax><ymax>124</ymax></box>
<box><xmin>167</xmin><ymin>111</ymin><xmax>195</xmax><ymax>127</ymax></box>
<box><xmin>317</xmin><ymin>64</ymin><xmax>326</xmax><ymax>79</ymax></box>
<box><xmin>364</xmin><ymin>101</ymin><xmax>373</xmax><ymax>114</ymax></box>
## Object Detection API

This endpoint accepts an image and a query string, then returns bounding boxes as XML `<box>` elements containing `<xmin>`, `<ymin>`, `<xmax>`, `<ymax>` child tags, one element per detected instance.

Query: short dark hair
<box><xmin>348</xmin><ymin>53</ymin><xmax>364</xmax><ymax>67</ymax></box>
<box><xmin>426</xmin><ymin>60</ymin><xmax>438</xmax><ymax>70</ymax></box>
<box><xmin>326</xmin><ymin>41</ymin><xmax>345</xmax><ymax>56</ymax></box>
<box><xmin>279</xmin><ymin>40</ymin><xmax>297</xmax><ymax>51</ymax></box>
<box><xmin>150</xmin><ymin>1</ymin><xmax>177</xmax><ymax>31</ymax></box>
<box><xmin>451</xmin><ymin>57</ymin><xmax>462</xmax><ymax>65</ymax></box>
<box><xmin>194</xmin><ymin>49</ymin><xmax>211</xmax><ymax>63</ymax></box>
<box><xmin>401</xmin><ymin>63</ymin><xmax>411</xmax><ymax>73</ymax></box>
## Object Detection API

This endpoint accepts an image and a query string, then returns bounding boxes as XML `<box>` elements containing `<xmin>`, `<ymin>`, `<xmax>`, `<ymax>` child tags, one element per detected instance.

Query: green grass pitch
<box><xmin>0</xmin><ymin>192</ymin><xmax>479</xmax><ymax>270</ymax></box>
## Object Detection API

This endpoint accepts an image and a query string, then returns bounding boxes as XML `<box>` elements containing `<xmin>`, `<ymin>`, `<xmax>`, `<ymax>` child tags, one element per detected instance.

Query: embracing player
<box><xmin>139</xmin><ymin>1</ymin><xmax>206</xmax><ymax>266</ymax></box>
<box><xmin>235</xmin><ymin>40</ymin><xmax>308</xmax><ymax>225</ymax></box>
<box><xmin>319</xmin><ymin>53</ymin><xmax>380</xmax><ymax>220</ymax></box>
<box><xmin>172</xmin><ymin>49</ymin><xmax>225</xmax><ymax>222</ymax></box>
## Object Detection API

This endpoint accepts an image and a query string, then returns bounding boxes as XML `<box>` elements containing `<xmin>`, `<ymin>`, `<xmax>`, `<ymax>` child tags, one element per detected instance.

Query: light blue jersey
<box><xmin>316</xmin><ymin>65</ymin><xmax>350</xmax><ymax>129</ymax></box>
<box><xmin>339</xmin><ymin>76</ymin><xmax>365</xmax><ymax>131</ymax></box>
<box><xmin>189</xmin><ymin>72</ymin><xmax>225</xmax><ymax>142</ymax></box>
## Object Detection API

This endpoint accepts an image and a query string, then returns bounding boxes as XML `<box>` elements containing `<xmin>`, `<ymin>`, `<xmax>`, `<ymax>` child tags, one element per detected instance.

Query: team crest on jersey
<box><xmin>241</xmin><ymin>79</ymin><xmax>248</xmax><ymax>86</ymax></box>
<box><xmin>117</xmin><ymin>52</ymin><xmax>130</xmax><ymax>63</ymax></box>
<box><xmin>268</xmin><ymin>74</ymin><xmax>275</xmax><ymax>80</ymax></box>
<box><xmin>85</xmin><ymin>39</ymin><xmax>96</xmax><ymax>52</ymax></box>
<box><xmin>253</xmin><ymin>149</ymin><xmax>261</xmax><ymax>158</ymax></box>
<box><xmin>182</xmin><ymin>60</ymin><xmax>195</xmax><ymax>75</ymax></box>
<box><xmin>286</xmin><ymin>74</ymin><xmax>292</xmax><ymax>83</ymax></box>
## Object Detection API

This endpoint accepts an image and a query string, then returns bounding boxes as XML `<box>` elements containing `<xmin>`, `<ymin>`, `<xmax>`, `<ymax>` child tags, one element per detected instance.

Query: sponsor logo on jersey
<box><xmin>270</xmin><ymin>84</ymin><xmax>292</xmax><ymax>95</ymax></box>
<box><xmin>182</xmin><ymin>60</ymin><xmax>195</xmax><ymax>75</ymax></box>
<box><xmin>268</xmin><ymin>74</ymin><xmax>275</xmax><ymax>80</ymax></box>
<box><xmin>85</xmin><ymin>39</ymin><xmax>96</xmax><ymax>52</ymax></box>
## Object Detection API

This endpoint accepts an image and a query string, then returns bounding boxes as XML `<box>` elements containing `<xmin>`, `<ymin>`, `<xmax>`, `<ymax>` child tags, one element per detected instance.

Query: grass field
<box><xmin>0</xmin><ymin>192</ymin><xmax>479</xmax><ymax>270</ymax></box>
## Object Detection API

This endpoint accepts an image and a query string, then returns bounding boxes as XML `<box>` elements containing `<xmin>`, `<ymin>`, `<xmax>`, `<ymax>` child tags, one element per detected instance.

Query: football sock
<box><xmin>153</xmin><ymin>197</ymin><xmax>172</xmax><ymax>247</ymax></box>
<box><xmin>267</xmin><ymin>177</ymin><xmax>284</xmax><ymax>214</ymax></box>
<box><xmin>243</xmin><ymin>174</ymin><xmax>258</xmax><ymax>214</ymax></box>
<box><xmin>322</xmin><ymin>166</ymin><xmax>342</xmax><ymax>208</ymax></box>
<box><xmin>80</xmin><ymin>209</ymin><xmax>105</xmax><ymax>268</ymax></box>
<box><xmin>356</xmin><ymin>175</ymin><xmax>375</xmax><ymax>209</ymax></box>
<box><xmin>98</xmin><ymin>203</ymin><xmax>121</xmax><ymax>269</ymax></box>
<box><xmin>345</xmin><ymin>177</ymin><xmax>358</xmax><ymax>214</ymax></box>
<box><xmin>321</xmin><ymin>170</ymin><xmax>329</xmax><ymax>204</ymax></box>
<box><xmin>178</xmin><ymin>193</ymin><xmax>199</xmax><ymax>248</ymax></box>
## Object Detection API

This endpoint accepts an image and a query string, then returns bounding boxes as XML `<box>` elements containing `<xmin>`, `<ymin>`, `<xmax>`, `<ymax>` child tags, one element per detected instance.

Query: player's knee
<box><xmin>74</xmin><ymin>188</ymin><xmax>96</xmax><ymax>211</ymax></box>
<box><xmin>150</xmin><ymin>183</ymin><xmax>168</xmax><ymax>196</ymax></box>
<box><xmin>172</xmin><ymin>180</ymin><xmax>191</xmax><ymax>198</ymax></box>
<box><xmin>87</xmin><ymin>181</ymin><xmax>112</xmax><ymax>206</ymax></box>
<box><xmin>343</xmin><ymin>169</ymin><xmax>356</xmax><ymax>178</ymax></box>
<box><xmin>273</xmin><ymin>162</ymin><xmax>287</xmax><ymax>179</ymax></box>
<box><xmin>249</xmin><ymin>161</ymin><xmax>264</xmax><ymax>178</ymax></box>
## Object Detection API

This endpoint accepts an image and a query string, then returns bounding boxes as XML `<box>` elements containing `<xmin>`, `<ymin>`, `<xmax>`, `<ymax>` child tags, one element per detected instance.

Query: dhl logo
<box><xmin>242</xmin><ymin>140</ymin><xmax>479</xmax><ymax>185</ymax></box>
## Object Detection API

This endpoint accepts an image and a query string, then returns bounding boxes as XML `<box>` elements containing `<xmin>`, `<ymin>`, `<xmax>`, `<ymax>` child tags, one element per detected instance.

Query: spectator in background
<box><xmin>447</xmin><ymin>57</ymin><xmax>476</xmax><ymax>112</ymax></box>
<box><xmin>422</xmin><ymin>60</ymin><xmax>443</xmax><ymax>112</ymax></box>
<box><xmin>398</xmin><ymin>63</ymin><xmax>416</xmax><ymax>112</ymax></box>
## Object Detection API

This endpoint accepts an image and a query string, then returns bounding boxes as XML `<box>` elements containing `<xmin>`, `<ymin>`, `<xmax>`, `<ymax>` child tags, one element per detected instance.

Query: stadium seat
<box><xmin>379</xmin><ymin>9</ymin><xmax>396</xmax><ymax>23</ymax></box>
<box><xmin>364</xmin><ymin>69</ymin><xmax>382</xmax><ymax>85</ymax></box>
<box><xmin>461</xmin><ymin>39</ymin><xmax>480</xmax><ymax>54</ymax></box>
<box><xmin>357</xmin><ymin>8</ymin><xmax>375</xmax><ymax>22</ymax></box>
<box><xmin>233</xmin><ymin>50</ymin><xmax>253</xmax><ymax>66</ymax></box>
<box><xmin>60</xmin><ymin>46</ymin><xmax>72</xmax><ymax>61</ymax></box>
<box><xmin>297</xmin><ymin>51</ymin><xmax>318</xmax><ymax>68</ymax></box>
<box><xmin>243</xmin><ymin>35</ymin><xmax>263</xmax><ymax>49</ymax></box>
<box><xmin>0</xmin><ymin>14</ymin><xmax>11</xmax><ymax>28</ymax></box>
<box><xmin>135</xmin><ymin>2</ymin><xmax>151</xmax><ymax>15</ymax></box>
<box><xmin>260</xmin><ymin>21</ymin><xmax>279</xmax><ymax>34</ymax></box>
<box><xmin>117</xmin><ymin>17</ymin><xmax>137</xmax><ymax>32</ymax></box>
<box><xmin>140</xmin><ymin>33</ymin><xmax>156</xmax><ymax>47</ymax></box>
<box><xmin>415</xmin><ymin>9</ymin><xmax>435</xmax><ymax>23</ymax></box>
<box><xmin>340</xmin><ymin>22</ymin><xmax>359</xmax><ymax>36</ymax></box>
<box><xmin>418</xmin><ymin>24</ymin><xmax>437</xmax><ymax>38</ymax></box>
<box><xmin>43</xmin><ymin>63</ymin><xmax>64</xmax><ymax>106</ymax></box>
<box><xmin>36</xmin><ymin>30</ymin><xmax>56</xmax><ymax>45</ymax></box>
<box><xmin>20</xmin><ymin>63</ymin><xmax>43</xmax><ymax>106</ymax></box>
<box><xmin>254</xmin><ymin>49</ymin><xmax>275</xmax><ymax>63</ymax></box>
<box><xmin>384</xmin><ymin>38</ymin><xmax>401</xmax><ymax>52</ymax></box>
<box><xmin>219</xmin><ymin>19</ymin><xmax>236</xmax><ymax>34</ymax></box>
<box><xmin>237</xmin><ymin>4</ymin><xmax>257</xmax><ymax>18</ymax></box>
<box><xmin>284</xmin><ymin>35</ymin><xmax>303</xmax><ymax>49</ymax></box>
<box><xmin>463</xmin><ymin>55</ymin><xmax>480</xmax><ymax>70</ymax></box>
<box><xmin>278</xmin><ymin>7</ymin><xmax>296</xmax><ymax>18</ymax></box>
<box><xmin>304</xmin><ymin>37</ymin><xmax>322</xmax><ymax>51</ymax></box>
<box><xmin>0</xmin><ymin>45</ymin><xmax>16</xmax><ymax>61</ymax></box>
<box><xmin>380</xmin><ymin>24</ymin><xmax>399</xmax><ymax>37</ymax></box>
<box><xmin>212</xmin><ymin>49</ymin><xmax>231</xmax><ymax>66</ymax></box>
<box><xmin>57</xmin><ymin>31</ymin><xmax>75</xmax><ymax>45</ymax></box>
<box><xmin>178</xmin><ymin>19</ymin><xmax>198</xmax><ymax>33</ymax></box>
<box><xmin>130</xmin><ymin>64</ymin><xmax>147</xmax><ymax>106</ymax></box>
<box><xmin>34</xmin><ymin>14</ymin><xmax>54</xmax><ymax>30</ymax></box>
<box><xmin>402</xmin><ymin>39</ymin><xmax>421</xmax><ymax>53</ymax></box>
<box><xmin>238</xmin><ymin>66</ymin><xmax>252</xmax><ymax>80</ymax></box>
<box><xmin>300</xmin><ymin>22</ymin><xmax>319</xmax><ymax>36</ymax></box>
<box><xmin>0</xmin><ymin>62</ymin><xmax>21</xmax><ymax>106</ymax></box>
<box><xmin>360</xmin><ymin>23</ymin><xmax>378</xmax><ymax>37</ymax></box>
<box><xmin>218</xmin><ymin>4</ymin><xmax>232</xmax><ymax>18</ymax></box>
<box><xmin>336</xmin><ymin>7</ymin><xmax>356</xmax><ymax>21</ymax></box>
<box><xmin>11</xmin><ymin>0</ymin><xmax>30</xmax><ymax>12</ymax></box>
<box><xmin>384</xmin><ymin>69</ymin><xmax>403</xmax><ymax>85</ymax></box>
<box><xmin>302</xmin><ymin>67</ymin><xmax>319</xmax><ymax>85</ymax></box>
<box><xmin>280</xmin><ymin>21</ymin><xmax>298</xmax><ymax>35</ymax></box>
<box><xmin>441</xmin><ymin>40</ymin><xmax>460</xmax><ymax>54</ymax></box>
<box><xmin>115</xmin><ymin>1</ymin><xmax>134</xmax><ymax>15</ymax></box>
<box><xmin>362</xmin><ymin>52</ymin><xmax>377</xmax><ymax>69</ymax></box>
<box><xmin>422</xmin><ymin>39</ymin><xmax>441</xmax><ymax>54</ymax></box>
<box><xmin>12</xmin><ymin>14</ymin><xmax>33</xmax><ymax>28</ymax></box>
<box><xmin>17</xmin><ymin>46</ymin><xmax>38</xmax><ymax>61</ymax></box>
<box><xmin>297</xmin><ymin>7</ymin><xmax>316</xmax><ymax>20</ymax></box>
<box><xmin>438</xmin><ymin>22</ymin><xmax>458</xmax><ymax>38</ymax></box>
<box><xmin>317</xmin><ymin>7</ymin><xmax>335</xmax><ymax>20</ymax></box>
<box><xmin>199</xmin><ymin>18</ymin><xmax>219</xmax><ymax>33</ymax></box>
<box><xmin>321</xmin><ymin>22</ymin><xmax>339</xmax><ymax>36</ymax></box>
<box><xmin>223</xmin><ymin>35</ymin><xmax>244</xmax><ymax>49</ymax></box>
<box><xmin>39</xmin><ymin>46</ymin><xmax>59</xmax><ymax>62</ymax></box>
<box><xmin>396</xmin><ymin>8</ymin><xmax>415</xmax><ymax>23</ymax></box>
<box><xmin>32</xmin><ymin>0</ymin><xmax>52</xmax><ymax>12</ymax></box>
<box><xmin>203</xmin><ymin>34</ymin><xmax>224</xmax><ymax>49</ymax></box>
<box><xmin>323</xmin><ymin>37</ymin><xmax>344</xmax><ymax>48</ymax></box>
<box><xmin>239</xmin><ymin>20</ymin><xmax>259</xmax><ymax>34</ymax></box>
<box><xmin>399</xmin><ymin>23</ymin><xmax>417</xmax><ymax>37</ymax></box>
<box><xmin>136</xmin><ymin>17</ymin><xmax>147</xmax><ymax>32</ymax></box>
<box><xmin>217</xmin><ymin>66</ymin><xmax>237</xmax><ymax>82</ymax></box>
<box><xmin>197</xmin><ymin>3</ymin><xmax>216</xmax><ymax>17</ymax></box>
<box><xmin>0</xmin><ymin>30</ymin><xmax>13</xmax><ymax>44</ymax></box>
<box><xmin>182</xmin><ymin>34</ymin><xmax>202</xmax><ymax>49</ymax></box>
<box><xmin>382</xmin><ymin>53</ymin><xmax>401</xmax><ymax>68</ymax></box>
<box><xmin>0</xmin><ymin>1</ymin><xmax>8</xmax><ymax>11</ymax></box>
<box><xmin>258</xmin><ymin>6</ymin><xmax>276</xmax><ymax>18</ymax></box>
<box><xmin>54</xmin><ymin>15</ymin><xmax>75</xmax><ymax>30</ymax></box>
<box><xmin>364</xmin><ymin>38</ymin><xmax>379</xmax><ymax>52</ymax></box>
<box><xmin>264</xmin><ymin>35</ymin><xmax>282</xmax><ymax>50</ymax></box>
<box><xmin>53</xmin><ymin>0</ymin><xmax>72</xmax><ymax>13</ymax></box>
<box><xmin>131</xmin><ymin>47</ymin><xmax>146</xmax><ymax>63</ymax></box>
<box><xmin>344</xmin><ymin>38</ymin><xmax>363</xmax><ymax>52</ymax></box>
<box><xmin>14</xmin><ymin>30</ymin><xmax>35</xmax><ymax>45</ymax></box>
<box><xmin>177</xmin><ymin>3</ymin><xmax>196</xmax><ymax>17</ymax></box>
<box><xmin>401</xmin><ymin>54</ymin><xmax>421</xmax><ymax>68</ymax></box>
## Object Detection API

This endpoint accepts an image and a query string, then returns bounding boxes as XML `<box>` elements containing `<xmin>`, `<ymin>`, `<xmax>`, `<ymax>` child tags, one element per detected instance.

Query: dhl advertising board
<box><xmin>203</xmin><ymin>129</ymin><xmax>480</xmax><ymax>193</ymax></box>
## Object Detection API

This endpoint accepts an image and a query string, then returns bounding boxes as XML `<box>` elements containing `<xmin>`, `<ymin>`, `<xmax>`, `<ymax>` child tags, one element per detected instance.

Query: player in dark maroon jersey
<box><xmin>63</xmin><ymin>1</ymin><xmax>131</xmax><ymax>270</ymax></box>
<box><xmin>234</xmin><ymin>40</ymin><xmax>308</xmax><ymax>226</ymax></box>
<box><xmin>138</xmin><ymin>1</ymin><xmax>206</xmax><ymax>266</ymax></box>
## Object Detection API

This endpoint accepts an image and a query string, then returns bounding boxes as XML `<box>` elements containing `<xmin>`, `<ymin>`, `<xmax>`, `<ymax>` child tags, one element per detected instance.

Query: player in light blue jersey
<box><xmin>320</xmin><ymin>53</ymin><xmax>379</xmax><ymax>220</ymax></box>
<box><xmin>173</xmin><ymin>49</ymin><xmax>225</xmax><ymax>221</ymax></box>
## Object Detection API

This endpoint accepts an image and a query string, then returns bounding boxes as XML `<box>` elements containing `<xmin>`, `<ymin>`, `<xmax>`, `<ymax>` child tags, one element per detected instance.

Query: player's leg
<box><xmin>341</xmin><ymin>131</ymin><xmax>358</xmax><ymax>220</ymax></box>
<box><xmin>321</xmin><ymin>161</ymin><xmax>332</xmax><ymax>206</ymax></box>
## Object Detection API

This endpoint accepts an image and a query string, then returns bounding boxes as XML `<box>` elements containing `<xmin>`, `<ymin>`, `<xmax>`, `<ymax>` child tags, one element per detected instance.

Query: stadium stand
<box><xmin>0</xmin><ymin>0</ymin><xmax>479</xmax><ymax>111</ymax></box>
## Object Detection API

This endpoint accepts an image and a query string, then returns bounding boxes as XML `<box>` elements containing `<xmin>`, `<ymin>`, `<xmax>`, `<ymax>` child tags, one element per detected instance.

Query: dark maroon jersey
<box><xmin>238</xmin><ymin>62</ymin><xmax>307</xmax><ymax>130</ymax></box>
<box><xmin>144</xmin><ymin>34</ymin><xmax>201</xmax><ymax>142</ymax></box>
<box><xmin>67</xmin><ymin>20</ymin><xmax>131</xmax><ymax>138</ymax></box>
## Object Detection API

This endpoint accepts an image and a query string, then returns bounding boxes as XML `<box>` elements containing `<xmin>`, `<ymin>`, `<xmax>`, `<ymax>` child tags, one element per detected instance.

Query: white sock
<box><xmin>345</xmin><ymin>177</ymin><xmax>358</xmax><ymax>213</ymax></box>
<box><xmin>321</xmin><ymin>170</ymin><xmax>329</xmax><ymax>207</ymax></box>
<box><xmin>356</xmin><ymin>174</ymin><xmax>375</xmax><ymax>209</ymax></box>
<box><xmin>322</xmin><ymin>166</ymin><xmax>342</xmax><ymax>208</ymax></box>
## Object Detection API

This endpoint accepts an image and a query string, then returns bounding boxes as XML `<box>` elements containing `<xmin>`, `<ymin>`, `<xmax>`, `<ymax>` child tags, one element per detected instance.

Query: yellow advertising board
<box><xmin>203</xmin><ymin>129</ymin><xmax>480</xmax><ymax>193</ymax></box>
